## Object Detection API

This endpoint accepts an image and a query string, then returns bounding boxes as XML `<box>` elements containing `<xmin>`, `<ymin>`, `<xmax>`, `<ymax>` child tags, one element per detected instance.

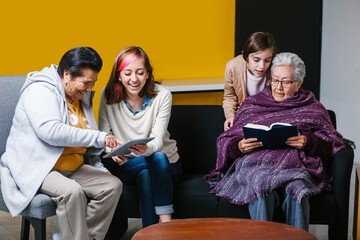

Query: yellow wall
<box><xmin>0</xmin><ymin>0</ymin><xmax>234</xmax><ymax>118</ymax></box>
<box><xmin>172</xmin><ymin>92</ymin><xmax>224</xmax><ymax>105</ymax></box>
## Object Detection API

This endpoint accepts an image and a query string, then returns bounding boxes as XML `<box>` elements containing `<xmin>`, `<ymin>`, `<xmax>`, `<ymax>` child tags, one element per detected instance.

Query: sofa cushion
<box><xmin>18</xmin><ymin>193</ymin><xmax>56</xmax><ymax>219</ymax></box>
<box><xmin>308</xmin><ymin>191</ymin><xmax>336</xmax><ymax>224</ymax></box>
<box><xmin>217</xmin><ymin>197</ymin><xmax>250</xmax><ymax>218</ymax></box>
<box><xmin>173</xmin><ymin>174</ymin><xmax>218</xmax><ymax>218</ymax></box>
<box><xmin>113</xmin><ymin>173</ymin><xmax>218</xmax><ymax>219</ymax></box>
<box><xmin>115</xmin><ymin>183</ymin><xmax>142</xmax><ymax>218</ymax></box>
<box><xmin>0</xmin><ymin>184</ymin><xmax>56</xmax><ymax>219</ymax></box>
<box><xmin>168</xmin><ymin>105</ymin><xmax>225</xmax><ymax>174</ymax></box>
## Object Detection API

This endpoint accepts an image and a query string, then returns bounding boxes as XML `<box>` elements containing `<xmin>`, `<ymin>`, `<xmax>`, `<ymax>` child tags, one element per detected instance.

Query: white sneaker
<box><xmin>52</xmin><ymin>232</ymin><xmax>62</xmax><ymax>240</ymax></box>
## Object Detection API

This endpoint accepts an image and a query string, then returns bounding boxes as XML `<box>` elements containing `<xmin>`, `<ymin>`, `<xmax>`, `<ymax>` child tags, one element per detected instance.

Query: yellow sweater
<box><xmin>54</xmin><ymin>100</ymin><xmax>90</xmax><ymax>171</ymax></box>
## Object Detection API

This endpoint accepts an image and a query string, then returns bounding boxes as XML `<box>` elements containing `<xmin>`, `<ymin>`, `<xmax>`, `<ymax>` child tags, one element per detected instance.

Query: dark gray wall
<box><xmin>235</xmin><ymin>0</ymin><xmax>322</xmax><ymax>99</ymax></box>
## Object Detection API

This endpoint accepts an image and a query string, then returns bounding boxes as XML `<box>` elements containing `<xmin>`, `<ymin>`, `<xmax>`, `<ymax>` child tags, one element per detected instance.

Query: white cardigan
<box><xmin>0</xmin><ymin>65</ymin><xmax>107</xmax><ymax>217</ymax></box>
<box><xmin>98</xmin><ymin>84</ymin><xmax>179</xmax><ymax>163</ymax></box>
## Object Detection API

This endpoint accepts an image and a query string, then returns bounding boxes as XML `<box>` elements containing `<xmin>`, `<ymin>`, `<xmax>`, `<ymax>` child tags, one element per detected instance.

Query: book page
<box><xmin>243</xmin><ymin>123</ymin><xmax>270</xmax><ymax>131</ymax></box>
<box><xmin>269</xmin><ymin>122</ymin><xmax>292</xmax><ymax>128</ymax></box>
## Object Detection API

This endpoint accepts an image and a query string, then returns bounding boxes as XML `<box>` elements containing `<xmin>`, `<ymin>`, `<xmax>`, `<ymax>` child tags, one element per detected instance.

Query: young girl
<box><xmin>98</xmin><ymin>46</ymin><xmax>182</xmax><ymax>228</ymax></box>
<box><xmin>223</xmin><ymin>32</ymin><xmax>276</xmax><ymax>130</ymax></box>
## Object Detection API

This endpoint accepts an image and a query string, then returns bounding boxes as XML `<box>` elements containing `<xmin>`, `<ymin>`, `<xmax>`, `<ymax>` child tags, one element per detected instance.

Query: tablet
<box><xmin>103</xmin><ymin>137</ymin><xmax>155</xmax><ymax>158</ymax></box>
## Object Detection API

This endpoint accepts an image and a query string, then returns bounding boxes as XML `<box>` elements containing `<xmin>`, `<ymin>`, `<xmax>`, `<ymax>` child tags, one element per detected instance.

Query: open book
<box><xmin>103</xmin><ymin>137</ymin><xmax>155</xmax><ymax>158</ymax></box>
<box><xmin>242</xmin><ymin>123</ymin><xmax>298</xmax><ymax>149</ymax></box>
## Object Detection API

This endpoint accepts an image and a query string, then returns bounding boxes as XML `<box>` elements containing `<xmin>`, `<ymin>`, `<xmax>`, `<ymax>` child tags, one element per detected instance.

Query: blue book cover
<box><xmin>242</xmin><ymin>123</ymin><xmax>298</xmax><ymax>149</ymax></box>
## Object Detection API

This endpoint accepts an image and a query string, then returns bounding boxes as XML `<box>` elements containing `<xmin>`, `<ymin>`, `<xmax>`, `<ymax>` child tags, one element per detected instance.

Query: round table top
<box><xmin>132</xmin><ymin>218</ymin><xmax>317</xmax><ymax>240</ymax></box>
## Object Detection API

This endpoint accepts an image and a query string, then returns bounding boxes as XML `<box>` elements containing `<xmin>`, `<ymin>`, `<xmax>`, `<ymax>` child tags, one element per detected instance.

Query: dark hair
<box><xmin>105</xmin><ymin>46</ymin><xmax>157</xmax><ymax>105</ymax></box>
<box><xmin>242</xmin><ymin>32</ymin><xmax>276</xmax><ymax>61</ymax></box>
<box><xmin>57</xmin><ymin>47</ymin><xmax>103</xmax><ymax>78</ymax></box>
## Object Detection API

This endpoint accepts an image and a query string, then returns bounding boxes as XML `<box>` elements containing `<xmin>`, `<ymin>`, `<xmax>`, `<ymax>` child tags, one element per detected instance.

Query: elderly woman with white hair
<box><xmin>205</xmin><ymin>52</ymin><xmax>345</xmax><ymax>231</ymax></box>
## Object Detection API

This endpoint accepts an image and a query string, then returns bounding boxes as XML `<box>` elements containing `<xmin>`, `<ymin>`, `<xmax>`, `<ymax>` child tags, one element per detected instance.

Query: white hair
<box><xmin>271</xmin><ymin>52</ymin><xmax>306</xmax><ymax>83</ymax></box>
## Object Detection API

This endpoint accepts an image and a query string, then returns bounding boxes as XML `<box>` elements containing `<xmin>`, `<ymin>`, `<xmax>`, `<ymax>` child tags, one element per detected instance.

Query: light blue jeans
<box><xmin>248</xmin><ymin>190</ymin><xmax>310</xmax><ymax>230</ymax></box>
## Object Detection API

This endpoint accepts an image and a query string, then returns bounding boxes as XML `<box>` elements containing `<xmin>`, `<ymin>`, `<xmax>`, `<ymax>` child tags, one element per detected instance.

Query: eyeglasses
<box><xmin>271</xmin><ymin>78</ymin><xmax>296</xmax><ymax>88</ymax></box>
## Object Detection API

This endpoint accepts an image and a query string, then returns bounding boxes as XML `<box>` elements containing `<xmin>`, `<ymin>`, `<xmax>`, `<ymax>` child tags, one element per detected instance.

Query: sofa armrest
<box><xmin>329</xmin><ymin>146</ymin><xmax>354</xmax><ymax>239</ymax></box>
<box><xmin>333</xmin><ymin>146</ymin><xmax>354</xmax><ymax>203</ymax></box>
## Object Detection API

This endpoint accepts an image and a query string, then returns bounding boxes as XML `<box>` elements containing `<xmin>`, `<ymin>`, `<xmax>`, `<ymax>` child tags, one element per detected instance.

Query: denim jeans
<box><xmin>248</xmin><ymin>190</ymin><xmax>309</xmax><ymax>230</ymax></box>
<box><xmin>105</xmin><ymin>152</ymin><xmax>182</xmax><ymax>227</ymax></box>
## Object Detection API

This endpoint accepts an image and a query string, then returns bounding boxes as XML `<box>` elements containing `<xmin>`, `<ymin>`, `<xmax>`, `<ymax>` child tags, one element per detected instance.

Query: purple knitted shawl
<box><xmin>205</xmin><ymin>86</ymin><xmax>345</xmax><ymax>204</ymax></box>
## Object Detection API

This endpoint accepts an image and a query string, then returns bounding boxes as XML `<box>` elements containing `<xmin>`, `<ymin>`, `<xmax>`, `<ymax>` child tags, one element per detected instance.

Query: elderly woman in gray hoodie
<box><xmin>0</xmin><ymin>47</ymin><xmax>122</xmax><ymax>240</ymax></box>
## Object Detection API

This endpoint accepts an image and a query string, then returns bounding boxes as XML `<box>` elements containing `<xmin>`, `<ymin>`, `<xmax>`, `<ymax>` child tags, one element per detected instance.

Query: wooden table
<box><xmin>132</xmin><ymin>218</ymin><xmax>317</xmax><ymax>240</ymax></box>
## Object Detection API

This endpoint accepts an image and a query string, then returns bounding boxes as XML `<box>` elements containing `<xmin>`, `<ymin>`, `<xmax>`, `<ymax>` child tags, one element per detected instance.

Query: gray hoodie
<box><xmin>0</xmin><ymin>64</ymin><xmax>108</xmax><ymax>216</ymax></box>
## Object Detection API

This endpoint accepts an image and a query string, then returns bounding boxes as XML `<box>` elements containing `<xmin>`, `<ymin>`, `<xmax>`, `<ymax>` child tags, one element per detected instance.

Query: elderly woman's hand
<box><xmin>286</xmin><ymin>135</ymin><xmax>307</xmax><ymax>149</ymax></box>
<box><xmin>238</xmin><ymin>138</ymin><xmax>263</xmax><ymax>153</ymax></box>
<box><xmin>109</xmin><ymin>139</ymin><xmax>129</xmax><ymax>164</ymax></box>
<box><xmin>105</xmin><ymin>134</ymin><xmax>118</xmax><ymax>149</ymax></box>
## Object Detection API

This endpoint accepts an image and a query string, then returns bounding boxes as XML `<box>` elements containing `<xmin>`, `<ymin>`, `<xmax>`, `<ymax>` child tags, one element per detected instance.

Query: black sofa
<box><xmin>104</xmin><ymin>105</ymin><xmax>354</xmax><ymax>240</ymax></box>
